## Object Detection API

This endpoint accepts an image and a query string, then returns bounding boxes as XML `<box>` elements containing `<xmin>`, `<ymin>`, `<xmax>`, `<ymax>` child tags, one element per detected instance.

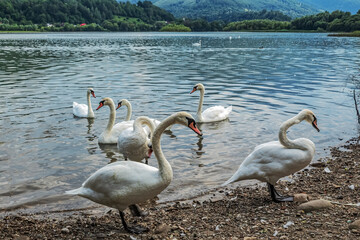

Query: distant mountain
<box><xmin>119</xmin><ymin>0</ymin><xmax>319</xmax><ymax>20</ymax></box>
<box><xmin>297</xmin><ymin>0</ymin><xmax>360</xmax><ymax>14</ymax></box>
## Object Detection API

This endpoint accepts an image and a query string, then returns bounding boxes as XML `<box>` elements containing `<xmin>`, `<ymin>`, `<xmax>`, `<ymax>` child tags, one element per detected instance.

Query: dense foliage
<box><xmin>224</xmin><ymin>19</ymin><xmax>291</xmax><ymax>31</ymax></box>
<box><xmin>0</xmin><ymin>0</ymin><xmax>359</xmax><ymax>33</ymax></box>
<box><xmin>129</xmin><ymin>0</ymin><xmax>318</xmax><ymax>20</ymax></box>
<box><xmin>291</xmin><ymin>10</ymin><xmax>360</xmax><ymax>32</ymax></box>
<box><xmin>223</xmin><ymin>10</ymin><xmax>360</xmax><ymax>32</ymax></box>
<box><xmin>203</xmin><ymin>9</ymin><xmax>292</xmax><ymax>23</ymax></box>
<box><xmin>159</xmin><ymin>23</ymin><xmax>190</xmax><ymax>32</ymax></box>
<box><xmin>0</xmin><ymin>0</ymin><xmax>174</xmax><ymax>25</ymax></box>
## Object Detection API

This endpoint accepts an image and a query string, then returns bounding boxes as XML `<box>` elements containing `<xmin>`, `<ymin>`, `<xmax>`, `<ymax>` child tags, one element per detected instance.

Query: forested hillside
<box><xmin>297</xmin><ymin>0</ymin><xmax>360</xmax><ymax>14</ymax></box>
<box><xmin>118</xmin><ymin>0</ymin><xmax>319</xmax><ymax>20</ymax></box>
<box><xmin>0</xmin><ymin>0</ymin><xmax>174</xmax><ymax>25</ymax></box>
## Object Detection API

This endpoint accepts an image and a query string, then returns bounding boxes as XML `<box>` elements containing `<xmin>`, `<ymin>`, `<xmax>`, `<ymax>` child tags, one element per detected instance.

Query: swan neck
<box><xmin>105</xmin><ymin>102</ymin><xmax>116</xmax><ymax>133</ymax></box>
<box><xmin>125</xmin><ymin>102</ymin><xmax>132</xmax><ymax>121</ymax></box>
<box><xmin>134</xmin><ymin>117</ymin><xmax>155</xmax><ymax>135</ymax></box>
<box><xmin>278</xmin><ymin>116</ymin><xmax>305</xmax><ymax>150</ymax></box>
<box><xmin>152</xmin><ymin>116</ymin><xmax>173</xmax><ymax>183</ymax></box>
<box><xmin>197</xmin><ymin>88</ymin><xmax>205</xmax><ymax>121</ymax></box>
<box><xmin>87</xmin><ymin>91</ymin><xmax>94</xmax><ymax>117</ymax></box>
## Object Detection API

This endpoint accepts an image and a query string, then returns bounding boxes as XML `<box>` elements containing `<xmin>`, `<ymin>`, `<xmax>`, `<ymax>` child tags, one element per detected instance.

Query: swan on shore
<box><xmin>66</xmin><ymin>112</ymin><xmax>202</xmax><ymax>233</ymax></box>
<box><xmin>190</xmin><ymin>83</ymin><xmax>232</xmax><ymax>123</ymax></box>
<box><xmin>222</xmin><ymin>109</ymin><xmax>320</xmax><ymax>202</ymax></box>
<box><xmin>73</xmin><ymin>88</ymin><xmax>96</xmax><ymax>118</ymax></box>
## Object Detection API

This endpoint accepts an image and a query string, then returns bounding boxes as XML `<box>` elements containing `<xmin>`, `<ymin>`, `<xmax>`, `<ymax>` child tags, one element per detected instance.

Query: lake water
<box><xmin>0</xmin><ymin>32</ymin><xmax>359</xmax><ymax>213</ymax></box>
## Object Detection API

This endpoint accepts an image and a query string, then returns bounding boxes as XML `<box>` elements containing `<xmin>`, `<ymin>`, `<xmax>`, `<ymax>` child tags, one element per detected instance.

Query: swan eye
<box><xmin>186</xmin><ymin>117</ymin><xmax>196</xmax><ymax>127</ymax></box>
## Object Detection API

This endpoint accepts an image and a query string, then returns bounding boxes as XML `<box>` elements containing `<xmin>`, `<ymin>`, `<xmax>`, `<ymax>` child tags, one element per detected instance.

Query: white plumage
<box><xmin>72</xmin><ymin>88</ymin><xmax>96</xmax><ymax>118</ymax></box>
<box><xmin>117</xmin><ymin>116</ymin><xmax>155</xmax><ymax>163</ymax></box>
<box><xmin>223</xmin><ymin>109</ymin><xmax>320</xmax><ymax>202</ymax></box>
<box><xmin>190</xmin><ymin>83</ymin><xmax>232</xmax><ymax>123</ymax></box>
<box><xmin>66</xmin><ymin>112</ymin><xmax>202</xmax><ymax>233</ymax></box>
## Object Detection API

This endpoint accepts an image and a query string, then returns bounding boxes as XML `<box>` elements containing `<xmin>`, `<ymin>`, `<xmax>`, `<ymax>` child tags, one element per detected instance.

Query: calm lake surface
<box><xmin>0</xmin><ymin>32</ymin><xmax>359</xmax><ymax>213</ymax></box>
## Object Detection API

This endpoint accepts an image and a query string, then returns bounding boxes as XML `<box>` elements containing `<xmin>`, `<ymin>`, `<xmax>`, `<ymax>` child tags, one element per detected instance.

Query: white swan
<box><xmin>66</xmin><ymin>112</ymin><xmax>202</xmax><ymax>233</ymax></box>
<box><xmin>190</xmin><ymin>83</ymin><xmax>232</xmax><ymax>123</ymax></box>
<box><xmin>117</xmin><ymin>116</ymin><xmax>156</xmax><ymax>164</ymax></box>
<box><xmin>96</xmin><ymin>97</ymin><xmax>133</xmax><ymax>144</ymax></box>
<box><xmin>72</xmin><ymin>88</ymin><xmax>96</xmax><ymax>118</ymax></box>
<box><xmin>192</xmin><ymin>40</ymin><xmax>201</xmax><ymax>47</ymax></box>
<box><xmin>222</xmin><ymin>109</ymin><xmax>320</xmax><ymax>202</ymax></box>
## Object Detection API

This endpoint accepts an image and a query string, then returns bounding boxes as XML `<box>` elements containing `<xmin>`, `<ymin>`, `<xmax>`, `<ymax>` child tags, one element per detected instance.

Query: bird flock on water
<box><xmin>69</xmin><ymin>83</ymin><xmax>319</xmax><ymax>234</ymax></box>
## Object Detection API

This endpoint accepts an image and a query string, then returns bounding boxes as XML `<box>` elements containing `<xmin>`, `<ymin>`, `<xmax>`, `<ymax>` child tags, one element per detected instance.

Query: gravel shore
<box><xmin>1</xmin><ymin>138</ymin><xmax>360</xmax><ymax>239</ymax></box>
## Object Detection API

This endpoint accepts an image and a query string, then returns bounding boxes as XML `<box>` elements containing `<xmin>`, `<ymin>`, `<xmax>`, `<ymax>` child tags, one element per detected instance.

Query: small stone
<box><xmin>349</xmin><ymin>219</ymin><xmax>360</xmax><ymax>229</ymax></box>
<box><xmin>61</xmin><ymin>228</ymin><xmax>70</xmax><ymax>234</ymax></box>
<box><xmin>294</xmin><ymin>193</ymin><xmax>309</xmax><ymax>203</ymax></box>
<box><xmin>236</xmin><ymin>214</ymin><xmax>242</xmax><ymax>221</ymax></box>
<box><xmin>155</xmin><ymin>223</ymin><xmax>170</xmax><ymax>234</ymax></box>
<box><xmin>13</xmin><ymin>236</ymin><xmax>30</xmax><ymax>240</ymax></box>
<box><xmin>297</xmin><ymin>199</ymin><xmax>333</xmax><ymax>212</ymax></box>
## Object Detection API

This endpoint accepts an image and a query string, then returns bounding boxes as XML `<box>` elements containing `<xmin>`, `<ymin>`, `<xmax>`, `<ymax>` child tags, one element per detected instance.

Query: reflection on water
<box><xmin>0</xmin><ymin>32</ymin><xmax>359</xmax><ymax>213</ymax></box>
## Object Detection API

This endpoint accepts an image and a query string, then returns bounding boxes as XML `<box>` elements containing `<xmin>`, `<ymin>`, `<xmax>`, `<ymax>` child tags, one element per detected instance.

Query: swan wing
<box><xmin>118</xmin><ymin>128</ymin><xmax>149</xmax><ymax>161</ymax></box>
<box><xmin>224</xmin><ymin>141</ymin><xmax>314</xmax><ymax>185</ymax></box>
<box><xmin>78</xmin><ymin>161</ymin><xmax>165</xmax><ymax>209</ymax></box>
<box><xmin>201</xmin><ymin>105</ymin><xmax>232</xmax><ymax>122</ymax></box>
<box><xmin>73</xmin><ymin>102</ymin><xmax>88</xmax><ymax>118</ymax></box>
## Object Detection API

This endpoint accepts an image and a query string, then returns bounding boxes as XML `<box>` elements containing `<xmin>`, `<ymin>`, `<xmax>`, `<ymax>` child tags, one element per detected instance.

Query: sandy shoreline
<box><xmin>1</xmin><ymin>137</ymin><xmax>360</xmax><ymax>239</ymax></box>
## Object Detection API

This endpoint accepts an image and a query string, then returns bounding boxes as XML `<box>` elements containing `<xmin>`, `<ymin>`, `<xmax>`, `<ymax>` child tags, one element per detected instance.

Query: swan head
<box><xmin>172</xmin><ymin>112</ymin><xmax>202</xmax><ymax>136</ymax></box>
<box><xmin>298</xmin><ymin>109</ymin><xmax>320</xmax><ymax>132</ymax></box>
<box><xmin>87</xmin><ymin>88</ymin><xmax>96</xmax><ymax>98</ymax></box>
<box><xmin>116</xmin><ymin>99</ymin><xmax>130</xmax><ymax>110</ymax></box>
<box><xmin>96</xmin><ymin>97</ymin><xmax>114</xmax><ymax>110</ymax></box>
<box><xmin>190</xmin><ymin>83</ymin><xmax>205</xmax><ymax>94</ymax></box>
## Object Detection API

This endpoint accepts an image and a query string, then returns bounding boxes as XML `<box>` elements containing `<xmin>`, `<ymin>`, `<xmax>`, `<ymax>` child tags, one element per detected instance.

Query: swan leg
<box><xmin>129</xmin><ymin>204</ymin><xmax>148</xmax><ymax>217</ymax></box>
<box><xmin>267</xmin><ymin>183</ymin><xmax>294</xmax><ymax>202</ymax></box>
<box><xmin>145</xmin><ymin>158</ymin><xmax>148</xmax><ymax>165</ymax></box>
<box><xmin>119</xmin><ymin>210</ymin><xmax>149</xmax><ymax>234</ymax></box>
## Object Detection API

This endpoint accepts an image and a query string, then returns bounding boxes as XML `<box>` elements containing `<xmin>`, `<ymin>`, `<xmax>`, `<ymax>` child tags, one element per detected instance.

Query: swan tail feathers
<box><xmin>65</xmin><ymin>187</ymin><xmax>83</xmax><ymax>196</ymax></box>
<box><xmin>221</xmin><ymin>170</ymin><xmax>249</xmax><ymax>187</ymax></box>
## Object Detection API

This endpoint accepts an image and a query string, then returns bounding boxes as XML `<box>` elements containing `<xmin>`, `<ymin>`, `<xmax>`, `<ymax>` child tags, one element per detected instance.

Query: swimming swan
<box><xmin>117</xmin><ymin>116</ymin><xmax>156</xmax><ymax>164</ymax></box>
<box><xmin>66</xmin><ymin>112</ymin><xmax>202</xmax><ymax>233</ymax></box>
<box><xmin>222</xmin><ymin>109</ymin><xmax>320</xmax><ymax>202</ymax></box>
<box><xmin>190</xmin><ymin>83</ymin><xmax>232</xmax><ymax>123</ymax></box>
<box><xmin>192</xmin><ymin>40</ymin><xmax>201</xmax><ymax>47</ymax></box>
<box><xmin>73</xmin><ymin>88</ymin><xmax>96</xmax><ymax>118</ymax></box>
<box><xmin>96</xmin><ymin>97</ymin><xmax>134</xmax><ymax>144</ymax></box>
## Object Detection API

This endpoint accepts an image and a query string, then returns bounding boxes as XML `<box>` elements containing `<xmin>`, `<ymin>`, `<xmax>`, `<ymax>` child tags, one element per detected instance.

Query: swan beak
<box><xmin>91</xmin><ymin>92</ymin><xmax>96</xmax><ymax>98</ymax></box>
<box><xmin>96</xmin><ymin>102</ymin><xmax>104</xmax><ymax>110</ymax></box>
<box><xmin>312</xmin><ymin>120</ymin><xmax>320</xmax><ymax>132</ymax></box>
<box><xmin>189</xmin><ymin>122</ymin><xmax>202</xmax><ymax>136</ymax></box>
<box><xmin>190</xmin><ymin>88</ymin><xmax>197</xmax><ymax>94</ymax></box>
<box><xmin>147</xmin><ymin>147</ymin><xmax>153</xmax><ymax>158</ymax></box>
<box><xmin>116</xmin><ymin>103</ymin><xmax>121</xmax><ymax>110</ymax></box>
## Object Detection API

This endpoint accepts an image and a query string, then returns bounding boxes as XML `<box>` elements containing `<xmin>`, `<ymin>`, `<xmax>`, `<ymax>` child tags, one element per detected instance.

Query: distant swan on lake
<box><xmin>190</xmin><ymin>83</ymin><xmax>232</xmax><ymax>123</ymax></box>
<box><xmin>73</xmin><ymin>88</ymin><xmax>96</xmax><ymax>118</ymax></box>
<box><xmin>192</xmin><ymin>40</ymin><xmax>201</xmax><ymax>47</ymax></box>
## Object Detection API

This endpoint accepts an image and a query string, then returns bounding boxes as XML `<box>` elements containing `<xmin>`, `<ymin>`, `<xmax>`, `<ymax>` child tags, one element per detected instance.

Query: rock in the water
<box><xmin>297</xmin><ymin>199</ymin><xmax>332</xmax><ymax>212</ymax></box>
<box><xmin>349</xmin><ymin>219</ymin><xmax>360</xmax><ymax>229</ymax></box>
<box><xmin>294</xmin><ymin>193</ymin><xmax>309</xmax><ymax>203</ymax></box>
<box><xmin>154</xmin><ymin>223</ymin><xmax>170</xmax><ymax>234</ymax></box>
